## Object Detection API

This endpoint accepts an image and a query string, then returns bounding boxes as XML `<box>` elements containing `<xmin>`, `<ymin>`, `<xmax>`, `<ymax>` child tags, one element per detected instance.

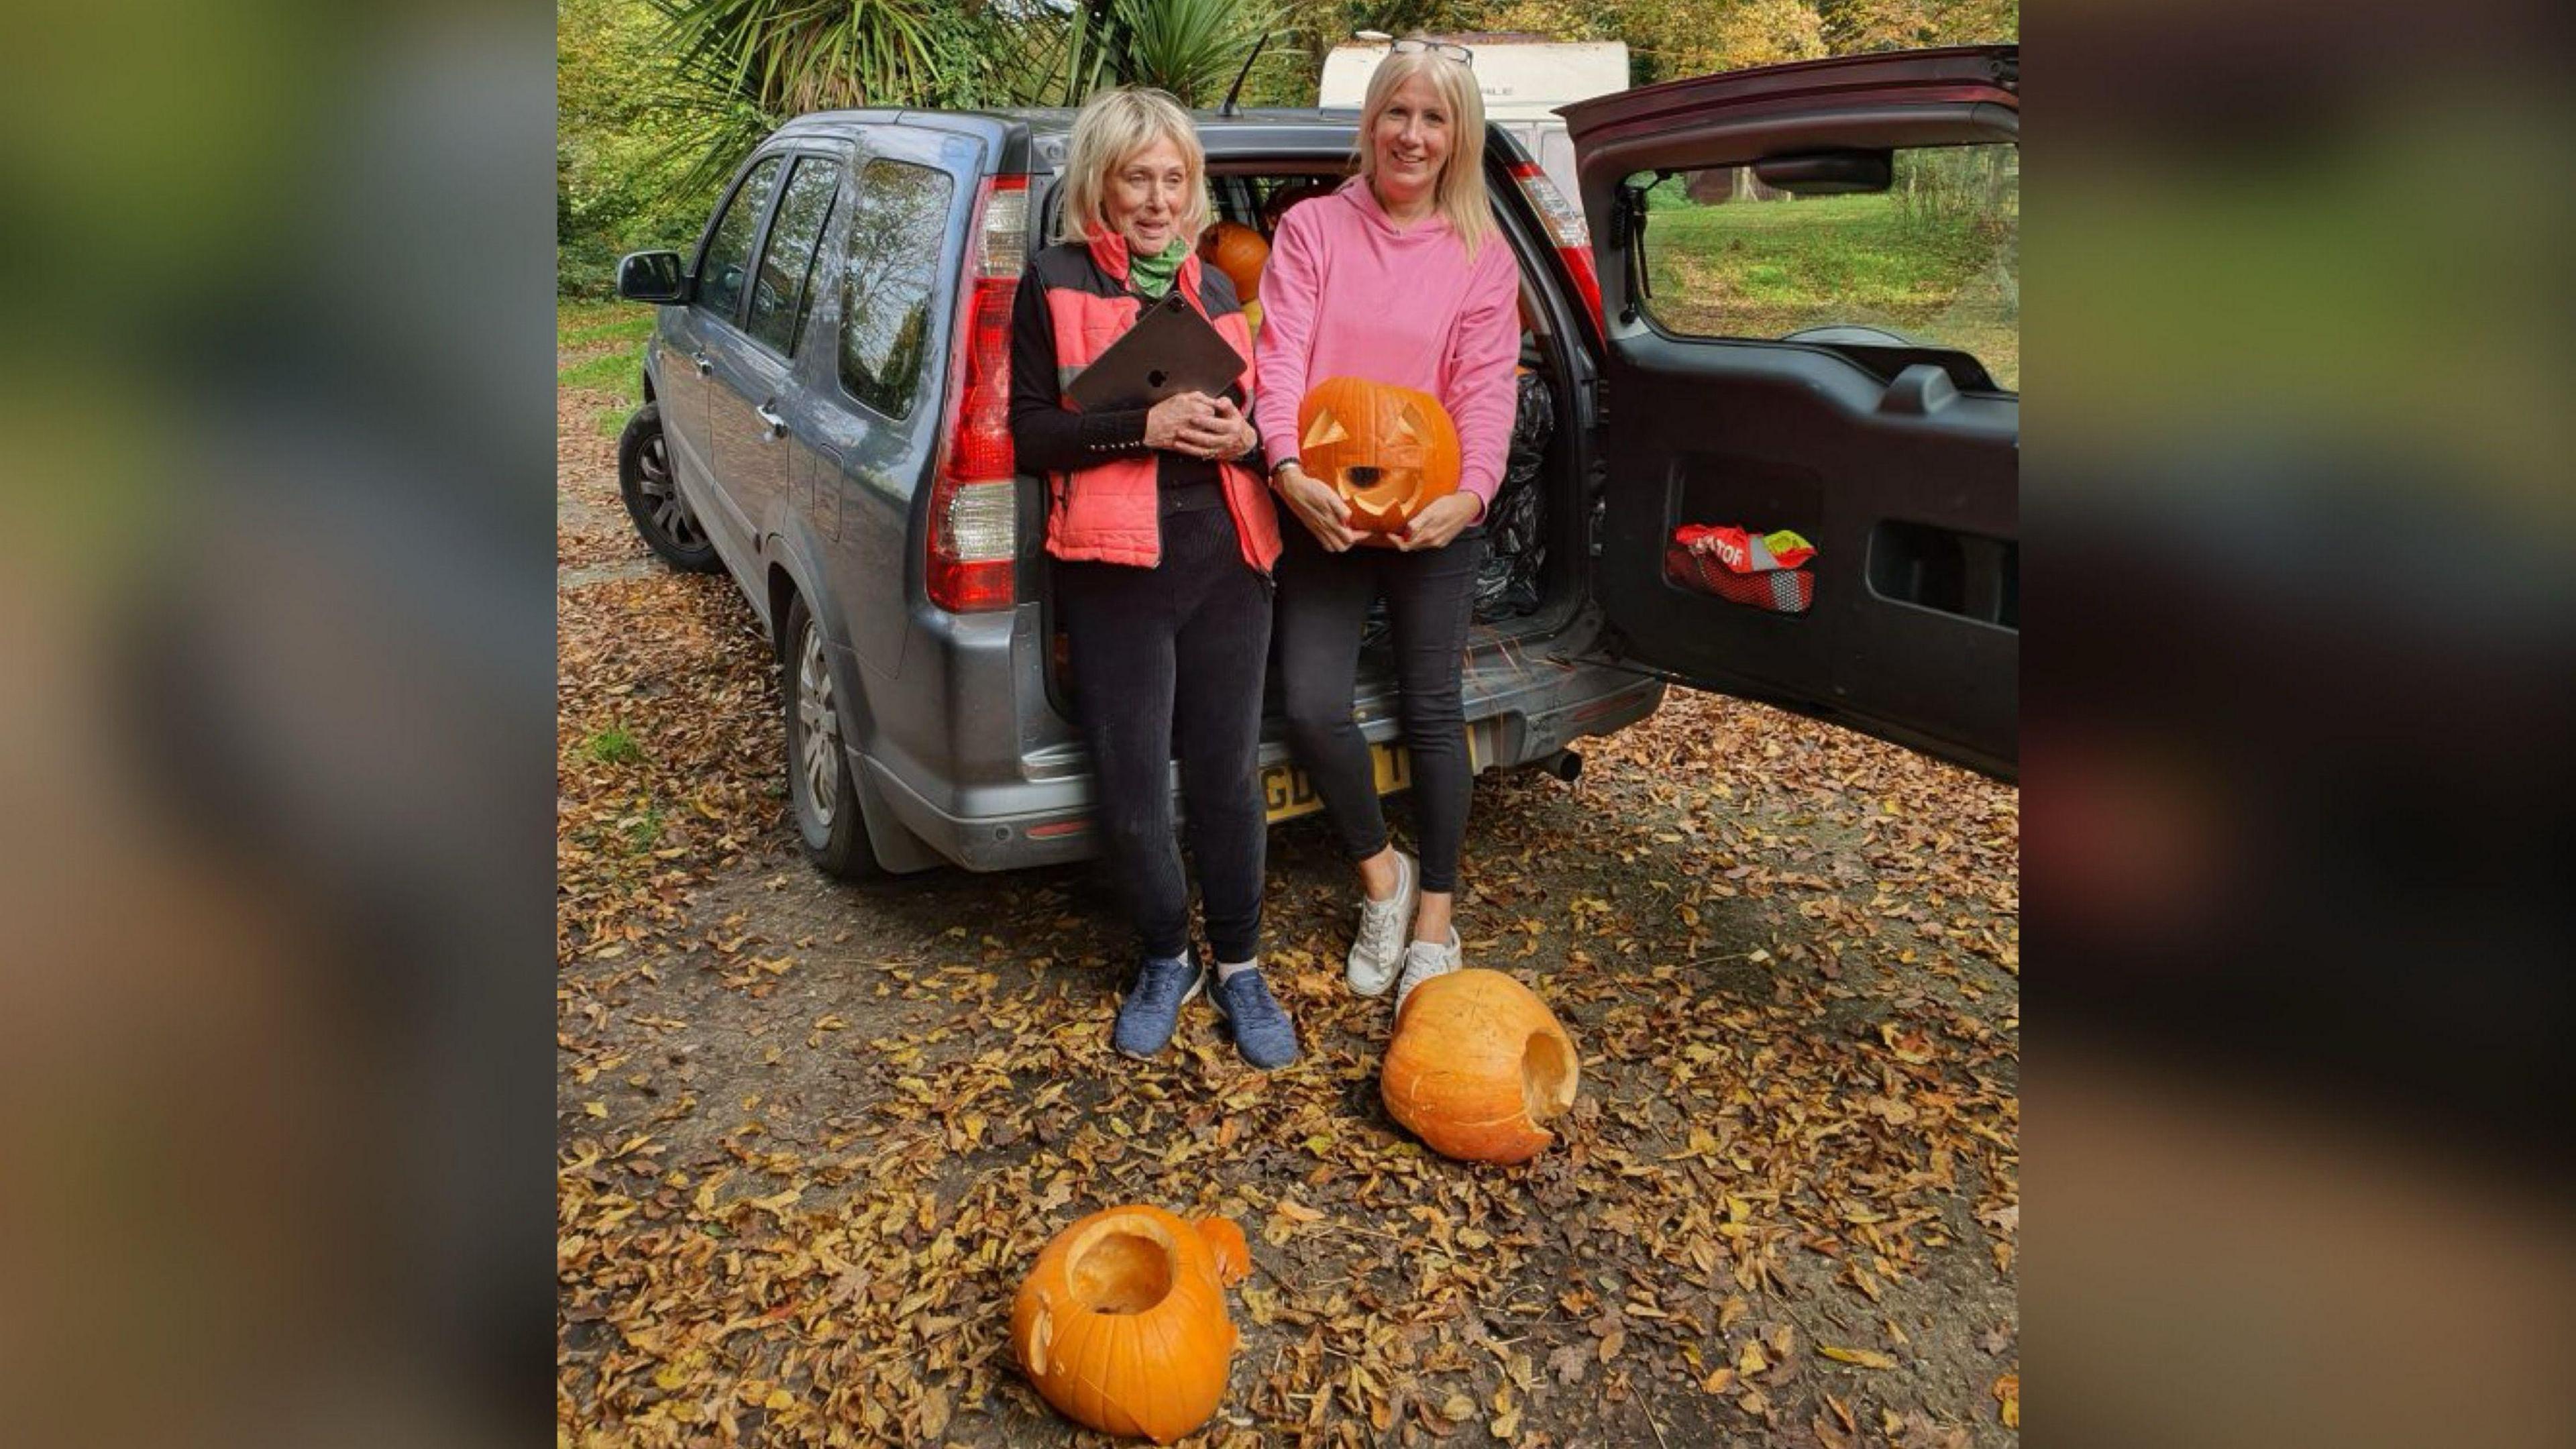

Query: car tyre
<box><xmin>782</xmin><ymin>594</ymin><xmax>885</xmax><ymax>880</ymax></box>
<box><xmin>618</xmin><ymin>402</ymin><xmax>720</xmax><ymax>573</ymax></box>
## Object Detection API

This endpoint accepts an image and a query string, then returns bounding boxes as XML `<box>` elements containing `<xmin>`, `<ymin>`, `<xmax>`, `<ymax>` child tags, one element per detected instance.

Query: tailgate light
<box><xmin>928</xmin><ymin>174</ymin><xmax>1028</xmax><ymax>613</ymax></box>
<box><xmin>1507</xmin><ymin>161</ymin><xmax>1603</xmax><ymax>341</ymax></box>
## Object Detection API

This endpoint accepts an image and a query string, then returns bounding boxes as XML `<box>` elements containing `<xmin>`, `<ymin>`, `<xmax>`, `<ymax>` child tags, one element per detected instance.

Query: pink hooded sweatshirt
<box><xmin>1252</xmin><ymin>178</ymin><xmax>1522</xmax><ymax>521</ymax></box>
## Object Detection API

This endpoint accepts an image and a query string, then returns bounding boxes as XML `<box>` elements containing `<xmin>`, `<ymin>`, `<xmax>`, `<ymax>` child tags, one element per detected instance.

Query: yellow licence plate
<box><xmin>1262</xmin><ymin>743</ymin><xmax>1411</xmax><ymax>822</ymax></box>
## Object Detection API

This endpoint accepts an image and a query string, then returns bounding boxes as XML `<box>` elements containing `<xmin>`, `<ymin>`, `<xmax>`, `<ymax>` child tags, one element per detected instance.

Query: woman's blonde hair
<box><xmin>1355</xmin><ymin>49</ymin><xmax>1495</xmax><ymax>258</ymax></box>
<box><xmin>1056</xmin><ymin>87</ymin><xmax>1210</xmax><ymax>250</ymax></box>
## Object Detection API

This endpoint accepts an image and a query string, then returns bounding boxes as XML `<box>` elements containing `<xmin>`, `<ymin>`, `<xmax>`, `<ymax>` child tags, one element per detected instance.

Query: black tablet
<box><xmin>1063</xmin><ymin>288</ymin><xmax>1248</xmax><ymax>413</ymax></box>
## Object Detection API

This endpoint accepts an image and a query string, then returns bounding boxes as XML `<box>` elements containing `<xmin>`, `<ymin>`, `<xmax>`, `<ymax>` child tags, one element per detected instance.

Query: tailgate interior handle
<box><xmin>1878</xmin><ymin>363</ymin><xmax>1959</xmax><ymax>417</ymax></box>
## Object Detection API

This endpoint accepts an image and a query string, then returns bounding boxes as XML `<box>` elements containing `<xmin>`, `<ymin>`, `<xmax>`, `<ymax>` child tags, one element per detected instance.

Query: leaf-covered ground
<box><xmin>557</xmin><ymin>343</ymin><xmax>2020</xmax><ymax>1447</ymax></box>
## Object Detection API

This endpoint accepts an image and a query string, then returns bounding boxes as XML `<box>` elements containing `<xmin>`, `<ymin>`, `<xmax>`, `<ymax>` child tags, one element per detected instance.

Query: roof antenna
<box><xmin>1218</xmin><ymin>31</ymin><xmax>1273</xmax><ymax>117</ymax></box>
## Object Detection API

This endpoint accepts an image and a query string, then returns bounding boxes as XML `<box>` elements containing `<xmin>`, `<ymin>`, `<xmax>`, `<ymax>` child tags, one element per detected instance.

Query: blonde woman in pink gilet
<box><xmin>1253</xmin><ymin>48</ymin><xmax>1521</xmax><ymax>1012</ymax></box>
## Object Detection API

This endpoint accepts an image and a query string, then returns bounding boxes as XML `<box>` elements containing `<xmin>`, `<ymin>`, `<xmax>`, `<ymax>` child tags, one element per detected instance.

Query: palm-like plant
<box><xmin>647</xmin><ymin>0</ymin><xmax>1283</xmax><ymax>210</ymax></box>
<box><xmin>1022</xmin><ymin>0</ymin><xmax>1283</xmax><ymax>107</ymax></box>
<box><xmin>649</xmin><ymin>0</ymin><xmax>996</xmax><ymax>199</ymax></box>
<box><xmin>1119</xmin><ymin>0</ymin><xmax>1281</xmax><ymax>104</ymax></box>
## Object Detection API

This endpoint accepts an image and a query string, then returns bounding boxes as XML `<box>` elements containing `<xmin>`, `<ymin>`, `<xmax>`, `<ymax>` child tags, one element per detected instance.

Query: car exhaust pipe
<box><xmin>1534</xmin><ymin>748</ymin><xmax>1582</xmax><ymax>784</ymax></box>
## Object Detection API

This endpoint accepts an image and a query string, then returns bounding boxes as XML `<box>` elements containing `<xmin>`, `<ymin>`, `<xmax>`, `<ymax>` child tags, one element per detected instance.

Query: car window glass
<box><xmin>697</xmin><ymin>156</ymin><xmax>784</xmax><ymax>323</ymax></box>
<box><xmin>788</xmin><ymin>193</ymin><xmax>839</xmax><ymax>356</ymax></box>
<box><xmin>747</xmin><ymin>157</ymin><xmax>841</xmax><ymax>356</ymax></box>
<box><xmin>1631</xmin><ymin>143</ymin><xmax>2019</xmax><ymax>392</ymax></box>
<box><xmin>839</xmin><ymin>159</ymin><xmax>954</xmax><ymax>420</ymax></box>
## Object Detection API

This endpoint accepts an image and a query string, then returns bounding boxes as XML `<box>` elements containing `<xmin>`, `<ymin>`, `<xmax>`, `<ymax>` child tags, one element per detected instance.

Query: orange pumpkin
<box><xmin>1010</xmin><ymin>1205</ymin><xmax>1249</xmax><ymax>1443</ymax></box>
<box><xmin>1296</xmin><ymin>376</ymin><xmax>1462</xmax><ymax>533</ymax></box>
<box><xmin>1382</xmin><ymin>969</ymin><xmax>1580</xmax><ymax>1165</ymax></box>
<box><xmin>1197</xmin><ymin>220</ymin><xmax>1270</xmax><ymax>303</ymax></box>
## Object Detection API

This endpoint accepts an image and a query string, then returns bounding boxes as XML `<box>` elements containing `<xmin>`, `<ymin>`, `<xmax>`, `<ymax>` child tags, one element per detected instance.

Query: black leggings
<box><xmin>1057</xmin><ymin>501</ymin><xmax>1274</xmax><ymax>963</ymax></box>
<box><xmin>1276</xmin><ymin>525</ymin><xmax>1487</xmax><ymax>894</ymax></box>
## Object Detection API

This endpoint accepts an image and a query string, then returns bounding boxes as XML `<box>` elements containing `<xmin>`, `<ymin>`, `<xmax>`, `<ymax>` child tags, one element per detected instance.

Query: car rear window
<box><xmin>1627</xmin><ymin>142</ymin><xmax>2020</xmax><ymax>392</ymax></box>
<box><xmin>697</xmin><ymin>155</ymin><xmax>784</xmax><ymax>323</ymax></box>
<box><xmin>838</xmin><ymin>159</ymin><xmax>954</xmax><ymax>420</ymax></box>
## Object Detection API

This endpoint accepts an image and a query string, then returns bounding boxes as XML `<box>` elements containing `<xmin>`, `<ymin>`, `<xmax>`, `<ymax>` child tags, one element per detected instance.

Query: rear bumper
<box><xmin>860</xmin><ymin>665</ymin><xmax>1664</xmax><ymax>873</ymax></box>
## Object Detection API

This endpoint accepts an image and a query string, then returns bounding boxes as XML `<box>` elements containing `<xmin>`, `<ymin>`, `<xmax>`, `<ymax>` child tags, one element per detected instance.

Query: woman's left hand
<box><xmin>1205</xmin><ymin>397</ymin><xmax>1257</xmax><ymax>461</ymax></box>
<box><xmin>1175</xmin><ymin>396</ymin><xmax>1254</xmax><ymax>460</ymax></box>
<box><xmin>1397</xmin><ymin>492</ymin><xmax>1481</xmax><ymax>551</ymax></box>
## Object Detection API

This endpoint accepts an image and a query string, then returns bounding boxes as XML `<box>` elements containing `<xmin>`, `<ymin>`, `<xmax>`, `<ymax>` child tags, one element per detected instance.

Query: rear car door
<box><xmin>1562</xmin><ymin>46</ymin><xmax>2019</xmax><ymax>780</ymax></box>
<box><xmin>705</xmin><ymin>151</ymin><xmax>839</xmax><ymax>553</ymax></box>
<box><xmin>708</xmin><ymin>151</ymin><xmax>843</xmax><ymax>545</ymax></box>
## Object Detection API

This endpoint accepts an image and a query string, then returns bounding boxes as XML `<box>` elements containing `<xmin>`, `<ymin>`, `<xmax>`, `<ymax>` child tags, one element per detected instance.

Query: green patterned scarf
<box><xmin>1128</xmin><ymin>236</ymin><xmax>1185</xmax><ymax>299</ymax></box>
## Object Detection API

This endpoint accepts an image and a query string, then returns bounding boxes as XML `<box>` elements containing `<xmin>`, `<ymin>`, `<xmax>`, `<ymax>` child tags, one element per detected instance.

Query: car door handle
<box><xmin>692</xmin><ymin>350</ymin><xmax>712</xmax><ymax>376</ymax></box>
<box><xmin>755</xmin><ymin>404</ymin><xmax>788</xmax><ymax>440</ymax></box>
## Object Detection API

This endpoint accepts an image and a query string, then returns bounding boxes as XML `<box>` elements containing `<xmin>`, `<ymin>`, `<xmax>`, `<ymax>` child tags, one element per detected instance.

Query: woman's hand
<box><xmin>1146</xmin><ymin>392</ymin><xmax>1254</xmax><ymax>460</ymax></box>
<box><xmin>1144</xmin><ymin>391</ymin><xmax>1219</xmax><ymax>453</ymax></box>
<box><xmin>1195</xmin><ymin>396</ymin><xmax>1257</xmax><ymax>461</ymax></box>
<box><xmin>1274</xmin><ymin>462</ymin><xmax>1359</xmax><ymax>552</ymax></box>
<box><xmin>1397</xmin><ymin>492</ymin><xmax>1481</xmax><ymax>551</ymax></box>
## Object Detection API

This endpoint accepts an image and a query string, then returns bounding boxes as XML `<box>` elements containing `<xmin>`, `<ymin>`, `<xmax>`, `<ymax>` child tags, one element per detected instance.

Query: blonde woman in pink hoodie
<box><xmin>1253</xmin><ymin>45</ymin><xmax>1523</xmax><ymax>1012</ymax></box>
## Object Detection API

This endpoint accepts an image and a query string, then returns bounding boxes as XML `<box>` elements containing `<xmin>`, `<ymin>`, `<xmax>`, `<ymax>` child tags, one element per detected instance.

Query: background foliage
<box><xmin>557</xmin><ymin>0</ymin><xmax>2015</xmax><ymax>296</ymax></box>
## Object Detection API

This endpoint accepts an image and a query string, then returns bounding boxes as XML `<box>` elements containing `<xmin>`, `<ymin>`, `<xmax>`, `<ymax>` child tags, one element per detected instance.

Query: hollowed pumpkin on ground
<box><xmin>1382</xmin><ymin>969</ymin><xmax>1580</xmax><ymax>1164</ymax></box>
<box><xmin>1297</xmin><ymin>376</ymin><xmax>1462</xmax><ymax>533</ymax></box>
<box><xmin>1197</xmin><ymin>220</ymin><xmax>1270</xmax><ymax>303</ymax></box>
<box><xmin>1010</xmin><ymin>1205</ymin><xmax>1250</xmax><ymax>1443</ymax></box>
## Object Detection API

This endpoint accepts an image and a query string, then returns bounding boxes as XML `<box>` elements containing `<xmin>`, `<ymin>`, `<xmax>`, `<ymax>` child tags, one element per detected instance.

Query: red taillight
<box><xmin>928</xmin><ymin>174</ymin><xmax>1028</xmax><ymax>613</ymax></box>
<box><xmin>1507</xmin><ymin>161</ymin><xmax>1604</xmax><ymax>341</ymax></box>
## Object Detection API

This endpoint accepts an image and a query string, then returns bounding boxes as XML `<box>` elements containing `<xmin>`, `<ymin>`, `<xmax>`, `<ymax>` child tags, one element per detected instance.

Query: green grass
<box><xmin>564</xmin><ymin>314</ymin><xmax>655</xmax><ymax>350</ymax></box>
<box><xmin>557</xmin><ymin>298</ymin><xmax>647</xmax><ymax>346</ymax></box>
<box><xmin>623</xmin><ymin>798</ymin><xmax>667</xmax><ymax>852</ymax></box>
<box><xmin>1642</xmin><ymin>188</ymin><xmax>2020</xmax><ymax>390</ymax></box>
<box><xmin>559</xmin><ymin>347</ymin><xmax>645</xmax><ymax>395</ymax></box>
<box><xmin>584</xmin><ymin>726</ymin><xmax>643</xmax><ymax>765</ymax></box>
<box><xmin>559</xmin><ymin>300</ymin><xmax>656</xmax><ymax>421</ymax></box>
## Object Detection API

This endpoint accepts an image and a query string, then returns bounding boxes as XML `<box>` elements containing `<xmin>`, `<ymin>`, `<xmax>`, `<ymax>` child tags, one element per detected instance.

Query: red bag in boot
<box><xmin>1664</xmin><ymin>525</ymin><xmax>1816</xmax><ymax>614</ymax></box>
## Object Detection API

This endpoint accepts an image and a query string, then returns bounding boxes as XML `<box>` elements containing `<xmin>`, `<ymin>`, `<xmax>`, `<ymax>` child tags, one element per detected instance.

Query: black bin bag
<box><xmin>1472</xmin><ymin>369</ymin><xmax>1554</xmax><ymax>623</ymax></box>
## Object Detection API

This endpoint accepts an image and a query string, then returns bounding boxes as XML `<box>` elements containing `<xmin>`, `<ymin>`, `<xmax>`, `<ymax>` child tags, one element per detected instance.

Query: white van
<box><xmin>1319</xmin><ymin>34</ymin><xmax>1629</xmax><ymax>205</ymax></box>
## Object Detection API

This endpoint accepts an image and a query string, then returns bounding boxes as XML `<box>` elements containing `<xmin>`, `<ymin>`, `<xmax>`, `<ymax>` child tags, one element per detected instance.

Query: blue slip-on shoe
<box><xmin>1112</xmin><ymin>952</ymin><xmax>1204</xmax><ymax>1059</ymax></box>
<box><xmin>1208</xmin><ymin>967</ymin><xmax>1301</xmax><ymax>1070</ymax></box>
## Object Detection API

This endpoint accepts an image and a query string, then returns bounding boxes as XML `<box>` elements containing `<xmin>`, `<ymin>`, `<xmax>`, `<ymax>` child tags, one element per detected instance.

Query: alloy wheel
<box><xmin>796</xmin><ymin>619</ymin><xmax>840</xmax><ymax>830</ymax></box>
<box><xmin>635</xmin><ymin>430</ymin><xmax>706</xmax><ymax>551</ymax></box>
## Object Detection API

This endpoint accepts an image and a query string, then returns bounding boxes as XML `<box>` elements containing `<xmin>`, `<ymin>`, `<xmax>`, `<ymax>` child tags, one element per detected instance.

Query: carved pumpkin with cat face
<box><xmin>1295</xmin><ymin>376</ymin><xmax>1462</xmax><ymax>533</ymax></box>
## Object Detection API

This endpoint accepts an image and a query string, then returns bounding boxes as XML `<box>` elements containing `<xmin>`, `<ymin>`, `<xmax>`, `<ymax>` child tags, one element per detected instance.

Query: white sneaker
<box><xmin>1393</xmin><ymin>930</ymin><xmax>1462</xmax><ymax>1013</ymax></box>
<box><xmin>1344</xmin><ymin>849</ymin><xmax>1419</xmax><ymax>997</ymax></box>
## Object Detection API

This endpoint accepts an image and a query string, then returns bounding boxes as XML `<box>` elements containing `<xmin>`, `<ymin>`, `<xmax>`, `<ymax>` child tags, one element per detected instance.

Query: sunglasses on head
<box><xmin>1390</xmin><ymin>37</ymin><xmax>1474</xmax><ymax>66</ymax></box>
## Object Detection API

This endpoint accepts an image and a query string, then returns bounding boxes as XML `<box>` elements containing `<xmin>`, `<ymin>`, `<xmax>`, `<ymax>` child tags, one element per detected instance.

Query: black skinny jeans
<box><xmin>1057</xmin><ymin>500</ymin><xmax>1275</xmax><ymax>963</ymax></box>
<box><xmin>1276</xmin><ymin>524</ymin><xmax>1487</xmax><ymax>894</ymax></box>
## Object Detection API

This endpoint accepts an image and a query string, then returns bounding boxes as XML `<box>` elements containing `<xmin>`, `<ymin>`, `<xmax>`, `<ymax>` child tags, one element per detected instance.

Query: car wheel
<box><xmin>618</xmin><ymin>403</ymin><xmax>719</xmax><ymax>573</ymax></box>
<box><xmin>782</xmin><ymin>595</ymin><xmax>884</xmax><ymax>880</ymax></box>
